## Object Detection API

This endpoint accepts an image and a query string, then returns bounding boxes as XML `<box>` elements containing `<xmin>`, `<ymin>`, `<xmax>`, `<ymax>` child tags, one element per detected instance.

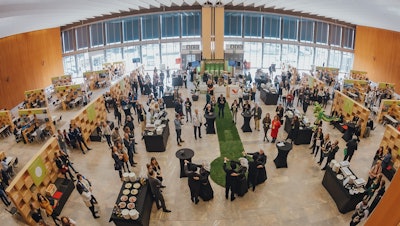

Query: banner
<box><xmin>28</xmin><ymin>156</ymin><xmax>47</xmax><ymax>186</ymax></box>
<box><xmin>18</xmin><ymin>108</ymin><xmax>48</xmax><ymax>116</ymax></box>
<box><xmin>0</xmin><ymin>111</ymin><xmax>8</xmax><ymax>117</ymax></box>
<box><xmin>24</xmin><ymin>89</ymin><xmax>43</xmax><ymax>96</ymax></box>
<box><xmin>378</xmin><ymin>82</ymin><xmax>395</xmax><ymax>89</ymax></box>
<box><xmin>343</xmin><ymin>98</ymin><xmax>354</xmax><ymax>115</ymax></box>
<box><xmin>87</xmin><ymin>103</ymin><xmax>96</xmax><ymax>122</ymax></box>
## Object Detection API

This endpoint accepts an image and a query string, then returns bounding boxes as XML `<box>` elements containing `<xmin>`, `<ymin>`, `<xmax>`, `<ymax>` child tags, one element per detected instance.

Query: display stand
<box><xmin>70</xmin><ymin>95</ymin><xmax>107</xmax><ymax>143</ymax></box>
<box><xmin>331</xmin><ymin>90</ymin><xmax>370</xmax><ymax>139</ymax></box>
<box><xmin>55</xmin><ymin>84</ymin><xmax>83</xmax><ymax>110</ymax></box>
<box><xmin>378</xmin><ymin>125</ymin><xmax>400</xmax><ymax>179</ymax></box>
<box><xmin>0</xmin><ymin>110</ymin><xmax>14</xmax><ymax>132</ymax></box>
<box><xmin>377</xmin><ymin>100</ymin><xmax>400</xmax><ymax>123</ymax></box>
<box><xmin>103</xmin><ymin>61</ymin><xmax>126</xmax><ymax>80</ymax></box>
<box><xmin>24</xmin><ymin>88</ymin><xmax>48</xmax><ymax>109</ymax></box>
<box><xmin>350</xmin><ymin>70</ymin><xmax>368</xmax><ymax>80</ymax></box>
<box><xmin>51</xmin><ymin>75</ymin><xmax>72</xmax><ymax>87</ymax></box>
<box><xmin>83</xmin><ymin>70</ymin><xmax>109</xmax><ymax>90</ymax></box>
<box><xmin>109</xmin><ymin>76</ymin><xmax>131</xmax><ymax>100</ymax></box>
<box><xmin>343</xmin><ymin>79</ymin><xmax>369</xmax><ymax>103</ymax></box>
<box><xmin>18</xmin><ymin>108</ymin><xmax>56</xmax><ymax>143</ymax></box>
<box><xmin>5</xmin><ymin>138</ymin><xmax>67</xmax><ymax>225</ymax></box>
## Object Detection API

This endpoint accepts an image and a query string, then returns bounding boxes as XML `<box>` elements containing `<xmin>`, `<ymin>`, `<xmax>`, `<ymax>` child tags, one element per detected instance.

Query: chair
<box><xmin>5</xmin><ymin>207</ymin><xmax>19</xmax><ymax>216</ymax></box>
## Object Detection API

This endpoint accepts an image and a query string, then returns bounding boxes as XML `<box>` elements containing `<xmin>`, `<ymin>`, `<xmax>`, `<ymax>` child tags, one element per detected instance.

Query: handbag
<box><xmin>122</xmin><ymin>152</ymin><xmax>129</xmax><ymax>162</ymax></box>
<box><xmin>114</xmin><ymin>163</ymin><xmax>121</xmax><ymax>171</ymax></box>
<box><xmin>344</xmin><ymin>148</ymin><xmax>348</xmax><ymax>156</ymax></box>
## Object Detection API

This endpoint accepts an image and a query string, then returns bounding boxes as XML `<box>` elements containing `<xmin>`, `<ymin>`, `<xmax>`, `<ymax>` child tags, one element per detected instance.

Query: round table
<box><xmin>175</xmin><ymin>148</ymin><xmax>194</xmax><ymax>178</ymax></box>
<box><xmin>273</xmin><ymin>142</ymin><xmax>293</xmax><ymax>168</ymax></box>
<box><xmin>204</xmin><ymin>113</ymin><xmax>217</xmax><ymax>134</ymax></box>
<box><xmin>241</xmin><ymin>111</ymin><xmax>252</xmax><ymax>132</ymax></box>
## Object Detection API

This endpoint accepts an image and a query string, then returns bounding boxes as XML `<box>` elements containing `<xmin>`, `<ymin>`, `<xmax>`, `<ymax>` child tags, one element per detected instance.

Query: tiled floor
<box><xmin>0</xmin><ymin>79</ymin><xmax>386</xmax><ymax>226</ymax></box>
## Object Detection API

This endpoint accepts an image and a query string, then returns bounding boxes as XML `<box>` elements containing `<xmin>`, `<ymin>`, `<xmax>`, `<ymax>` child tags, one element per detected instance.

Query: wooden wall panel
<box><xmin>0</xmin><ymin>28</ymin><xmax>63</xmax><ymax>109</ymax></box>
<box><xmin>201</xmin><ymin>6</ymin><xmax>212</xmax><ymax>60</ymax></box>
<box><xmin>353</xmin><ymin>26</ymin><xmax>400</xmax><ymax>93</ymax></box>
<box><xmin>214</xmin><ymin>7</ymin><xmax>225</xmax><ymax>59</ymax></box>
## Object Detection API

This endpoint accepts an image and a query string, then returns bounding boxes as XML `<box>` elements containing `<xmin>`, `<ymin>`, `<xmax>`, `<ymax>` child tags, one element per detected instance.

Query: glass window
<box><xmin>182</xmin><ymin>11</ymin><xmax>201</xmax><ymax>37</ymax></box>
<box><xmin>161</xmin><ymin>14</ymin><xmax>180</xmax><ymax>38</ymax></box>
<box><xmin>161</xmin><ymin>43</ymin><xmax>181</xmax><ymax>70</ymax></box>
<box><xmin>300</xmin><ymin>19</ymin><xmax>314</xmax><ymax>43</ymax></box>
<box><xmin>282</xmin><ymin>17</ymin><xmax>298</xmax><ymax>41</ymax></box>
<box><xmin>123</xmin><ymin>17</ymin><xmax>140</xmax><ymax>42</ymax></box>
<box><xmin>264</xmin><ymin>15</ymin><xmax>280</xmax><ymax>39</ymax></box>
<box><xmin>76</xmin><ymin>52</ymin><xmax>90</xmax><ymax>75</ymax></box>
<box><xmin>263</xmin><ymin>43</ymin><xmax>281</xmax><ymax>68</ymax></box>
<box><xmin>328</xmin><ymin>49</ymin><xmax>341</xmax><ymax>68</ymax></box>
<box><xmin>90</xmin><ymin>23</ymin><xmax>104</xmax><ymax>47</ymax></box>
<box><xmin>281</xmin><ymin>44</ymin><xmax>298</xmax><ymax>68</ymax></box>
<box><xmin>243</xmin><ymin>42</ymin><xmax>263</xmax><ymax>69</ymax></box>
<box><xmin>315</xmin><ymin>22</ymin><xmax>328</xmax><ymax>44</ymax></box>
<box><xmin>330</xmin><ymin>24</ymin><xmax>341</xmax><ymax>46</ymax></box>
<box><xmin>63</xmin><ymin>55</ymin><xmax>77</xmax><ymax>77</ymax></box>
<box><xmin>224</xmin><ymin>12</ymin><xmax>242</xmax><ymax>37</ymax></box>
<box><xmin>123</xmin><ymin>46</ymin><xmax>141</xmax><ymax>72</ymax></box>
<box><xmin>342</xmin><ymin>27</ymin><xmax>354</xmax><ymax>49</ymax></box>
<box><xmin>298</xmin><ymin>46</ymin><xmax>314</xmax><ymax>70</ymax></box>
<box><xmin>106</xmin><ymin>20</ymin><xmax>121</xmax><ymax>44</ymax></box>
<box><xmin>141</xmin><ymin>43</ymin><xmax>160</xmax><ymax>71</ymax></box>
<box><xmin>62</xmin><ymin>30</ymin><xmax>74</xmax><ymax>53</ymax></box>
<box><xmin>314</xmin><ymin>47</ymin><xmax>328</xmax><ymax>67</ymax></box>
<box><xmin>106</xmin><ymin>47</ymin><xmax>122</xmax><ymax>63</ymax></box>
<box><xmin>142</xmin><ymin>14</ymin><xmax>160</xmax><ymax>40</ymax></box>
<box><xmin>75</xmin><ymin>26</ymin><xmax>89</xmax><ymax>50</ymax></box>
<box><xmin>243</xmin><ymin>13</ymin><xmax>262</xmax><ymax>38</ymax></box>
<box><xmin>89</xmin><ymin>50</ymin><xmax>105</xmax><ymax>71</ymax></box>
<box><xmin>341</xmin><ymin>52</ymin><xmax>353</xmax><ymax>72</ymax></box>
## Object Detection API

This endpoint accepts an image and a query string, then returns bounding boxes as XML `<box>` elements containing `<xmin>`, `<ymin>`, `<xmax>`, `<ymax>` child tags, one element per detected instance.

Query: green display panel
<box><xmin>87</xmin><ymin>103</ymin><xmax>96</xmax><ymax>122</ymax></box>
<box><xmin>28</xmin><ymin>156</ymin><xmax>47</xmax><ymax>186</ymax></box>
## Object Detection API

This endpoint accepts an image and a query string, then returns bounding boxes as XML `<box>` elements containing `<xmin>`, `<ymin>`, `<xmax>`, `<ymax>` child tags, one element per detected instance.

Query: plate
<box><xmin>129</xmin><ymin>196</ymin><xmax>137</xmax><ymax>203</ymax></box>
<box><xmin>336</xmin><ymin>174</ymin><xmax>344</xmax><ymax>180</ymax></box>
<box><xmin>133</xmin><ymin>183</ymin><xmax>141</xmax><ymax>189</ymax></box>
<box><xmin>119</xmin><ymin>202</ymin><xmax>126</xmax><ymax>208</ymax></box>
<box><xmin>125</xmin><ymin>183</ymin><xmax>132</xmax><ymax>189</ymax></box>
<box><xmin>122</xmin><ymin>189</ymin><xmax>130</xmax><ymax>195</ymax></box>
<box><xmin>127</xmin><ymin>203</ymin><xmax>135</xmax><ymax>209</ymax></box>
<box><xmin>131</xmin><ymin>189</ymin><xmax>138</xmax><ymax>195</ymax></box>
<box><xmin>147</xmin><ymin>132</ymin><xmax>153</xmax><ymax>136</ymax></box>
<box><xmin>120</xmin><ymin>195</ymin><xmax>128</xmax><ymax>202</ymax></box>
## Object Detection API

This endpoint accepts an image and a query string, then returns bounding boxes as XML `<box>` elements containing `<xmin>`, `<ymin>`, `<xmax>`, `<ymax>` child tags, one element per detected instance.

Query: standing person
<box><xmin>223</xmin><ymin>157</ymin><xmax>238</xmax><ymax>201</ymax></box>
<box><xmin>238</xmin><ymin>87</ymin><xmax>243</xmax><ymax>108</ymax></box>
<box><xmin>245</xmin><ymin>150</ymin><xmax>267</xmax><ymax>185</ymax></box>
<box><xmin>111</xmin><ymin>127</ymin><xmax>121</xmax><ymax>145</ymax></box>
<box><xmin>150</xmin><ymin>157</ymin><xmax>165</xmax><ymax>187</ymax></box>
<box><xmin>123</xmin><ymin>133</ymin><xmax>136</xmax><ymax>167</ymax></box>
<box><xmin>116</xmin><ymin>142</ymin><xmax>130</xmax><ymax>173</ymax></box>
<box><xmin>311</xmin><ymin>127</ymin><xmax>324</xmax><ymax>156</ymax></box>
<box><xmin>368</xmin><ymin>180</ymin><xmax>386</xmax><ymax>215</ymax></box>
<box><xmin>350</xmin><ymin>198</ymin><xmax>369</xmax><ymax>226</ymax></box>
<box><xmin>230</xmin><ymin>99</ymin><xmax>239</xmax><ymax>124</ymax></box>
<box><xmin>252</xmin><ymin>103</ymin><xmax>262</xmax><ymax>131</ymax></box>
<box><xmin>270</xmin><ymin>115</ymin><xmax>281</xmax><ymax>143</ymax></box>
<box><xmin>60</xmin><ymin>216</ymin><xmax>76</xmax><ymax>226</ymax></box>
<box><xmin>59</xmin><ymin>151</ymin><xmax>78</xmax><ymax>174</ymax></box>
<box><xmin>101</xmin><ymin>121</ymin><xmax>112</xmax><ymax>148</ymax></box>
<box><xmin>184</xmin><ymin>160</ymin><xmax>201</xmax><ymax>204</ymax></box>
<box><xmin>251</xmin><ymin>83</ymin><xmax>257</xmax><ymax>102</ymax></box>
<box><xmin>63</xmin><ymin>129</ymin><xmax>72</xmax><ymax>148</ymax></box>
<box><xmin>366</xmin><ymin>160</ymin><xmax>382</xmax><ymax>188</ymax></box>
<box><xmin>198</xmin><ymin>162</ymin><xmax>214</xmax><ymax>201</ymax></box>
<box><xmin>262</xmin><ymin>113</ymin><xmax>271</xmax><ymax>142</ymax></box>
<box><xmin>303</xmin><ymin>94</ymin><xmax>310</xmax><ymax>114</ymax></box>
<box><xmin>76</xmin><ymin>176</ymin><xmax>100</xmax><ymax>219</ymax></box>
<box><xmin>343</xmin><ymin>136</ymin><xmax>359</xmax><ymax>162</ymax></box>
<box><xmin>183</xmin><ymin>73</ymin><xmax>187</xmax><ymax>88</ymax></box>
<box><xmin>192</xmin><ymin>109</ymin><xmax>203</xmax><ymax>140</ymax></box>
<box><xmin>148</xmin><ymin>170</ymin><xmax>171</xmax><ymax>213</ymax></box>
<box><xmin>233</xmin><ymin>157</ymin><xmax>249</xmax><ymax>197</ymax></box>
<box><xmin>381</xmin><ymin>148</ymin><xmax>392</xmax><ymax>170</ymax></box>
<box><xmin>136</xmin><ymin>104</ymin><xmax>146</xmax><ymax>136</ymax></box>
<box><xmin>321</xmin><ymin>140</ymin><xmax>339</xmax><ymax>170</ymax></box>
<box><xmin>242</xmin><ymin>100</ymin><xmax>251</xmax><ymax>113</ymax></box>
<box><xmin>217</xmin><ymin>94</ymin><xmax>226</xmax><ymax>118</ymax></box>
<box><xmin>184</xmin><ymin>98</ymin><xmax>192</xmax><ymax>122</ymax></box>
<box><xmin>111</xmin><ymin>146</ymin><xmax>124</xmax><ymax>181</ymax></box>
<box><xmin>55</xmin><ymin>152</ymin><xmax>75</xmax><ymax>181</ymax></box>
<box><xmin>365</xmin><ymin>174</ymin><xmax>382</xmax><ymax>201</ymax></box>
<box><xmin>0</xmin><ymin>182</ymin><xmax>11</xmax><ymax>206</ymax></box>
<box><xmin>76</xmin><ymin>174</ymin><xmax>97</xmax><ymax>203</ymax></box>
<box><xmin>174</xmin><ymin>114</ymin><xmax>184</xmax><ymax>146</ymax></box>
<box><xmin>166</xmin><ymin>66</ymin><xmax>170</xmax><ymax>83</ymax></box>
<box><xmin>317</xmin><ymin>134</ymin><xmax>331</xmax><ymax>164</ymax></box>
<box><xmin>72</xmin><ymin>124</ymin><xmax>92</xmax><ymax>154</ymax></box>
<box><xmin>57</xmin><ymin>129</ymin><xmax>68</xmax><ymax>154</ymax></box>
<box><xmin>285</xmin><ymin>115</ymin><xmax>300</xmax><ymax>143</ymax></box>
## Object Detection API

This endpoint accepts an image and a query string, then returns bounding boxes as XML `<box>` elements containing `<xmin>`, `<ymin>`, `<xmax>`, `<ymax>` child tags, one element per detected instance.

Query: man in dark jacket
<box><xmin>148</xmin><ymin>170</ymin><xmax>171</xmax><ymax>213</ymax></box>
<box><xmin>344</xmin><ymin>136</ymin><xmax>358</xmax><ymax>162</ymax></box>
<box><xmin>217</xmin><ymin>94</ymin><xmax>227</xmax><ymax>118</ymax></box>
<box><xmin>184</xmin><ymin>160</ymin><xmax>201</xmax><ymax>204</ymax></box>
<box><xmin>223</xmin><ymin>157</ymin><xmax>238</xmax><ymax>201</ymax></box>
<box><xmin>322</xmin><ymin>140</ymin><xmax>339</xmax><ymax>170</ymax></box>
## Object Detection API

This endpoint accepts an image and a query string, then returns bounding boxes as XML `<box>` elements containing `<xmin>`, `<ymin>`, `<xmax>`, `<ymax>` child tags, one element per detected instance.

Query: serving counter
<box><xmin>260</xmin><ymin>89</ymin><xmax>279</xmax><ymax>105</ymax></box>
<box><xmin>143</xmin><ymin>121</ymin><xmax>170</xmax><ymax>152</ymax></box>
<box><xmin>284</xmin><ymin>116</ymin><xmax>313</xmax><ymax>145</ymax></box>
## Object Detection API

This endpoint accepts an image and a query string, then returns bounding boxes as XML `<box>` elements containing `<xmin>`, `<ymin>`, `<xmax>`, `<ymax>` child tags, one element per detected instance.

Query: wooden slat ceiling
<box><xmin>0</xmin><ymin>0</ymin><xmax>399</xmax><ymax>38</ymax></box>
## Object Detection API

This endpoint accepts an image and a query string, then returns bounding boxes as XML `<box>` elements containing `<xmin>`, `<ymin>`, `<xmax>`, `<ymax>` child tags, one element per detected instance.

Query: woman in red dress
<box><xmin>270</xmin><ymin>115</ymin><xmax>281</xmax><ymax>143</ymax></box>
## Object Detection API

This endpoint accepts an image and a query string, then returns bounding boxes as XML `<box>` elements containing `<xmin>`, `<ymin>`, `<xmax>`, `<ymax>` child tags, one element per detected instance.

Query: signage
<box><xmin>182</xmin><ymin>45</ymin><xmax>200</xmax><ymax>51</ymax></box>
<box><xmin>226</xmin><ymin>44</ymin><xmax>243</xmax><ymax>50</ymax></box>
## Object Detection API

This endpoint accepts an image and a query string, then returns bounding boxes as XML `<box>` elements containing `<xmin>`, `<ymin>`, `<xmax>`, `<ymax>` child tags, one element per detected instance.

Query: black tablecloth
<box><xmin>284</xmin><ymin>117</ymin><xmax>313</xmax><ymax>145</ymax></box>
<box><xmin>204</xmin><ymin>113</ymin><xmax>217</xmax><ymax>134</ymax></box>
<box><xmin>109</xmin><ymin>181</ymin><xmax>153</xmax><ymax>226</ymax></box>
<box><xmin>322</xmin><ymin>167</ymin><xmax>365</xmax><ymax>214</ymax></box>
<box><xmin>241</xmin><ymin>112</ymin><xmax>252</xmax><ymax>132</ymax></box>
<box><xmin>260</xmin><ymin>89</ymin><xmax>279</xmax><ymax>105</ymax></box>
<box><xmin>175</xmin><ymin>149</ymin><xmax>194</xmax><ymax>178</ymax></box>
<box><xmin>53</xmin><ymin>178</ymin><xmax>75</xmax><ymax>216</ymax></box>
<box><xmin>273</xmin><ymin>142</ymin><xmax>292</xmax><ymax>168</ymax></box>
<box><xmin>172</xmin><ymin>77</ymin><xmax>183</xmax><ymax>87</ymax></box>
<box><xmin>342</xmin><ymin>123</ymin><xmax>356</xmax><ymax>142</ymax></box>
<box><xmin>143</xmin><ymin>121</ymin><xmax>170</xmax><ymax>152</ymax></box>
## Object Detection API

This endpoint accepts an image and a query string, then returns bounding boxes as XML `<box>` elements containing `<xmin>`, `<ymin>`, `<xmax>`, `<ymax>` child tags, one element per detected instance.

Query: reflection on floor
<box><xmin>0</xmin><ymin>80</ymin><xmax>386</xmax><ymax>226</ymax></box>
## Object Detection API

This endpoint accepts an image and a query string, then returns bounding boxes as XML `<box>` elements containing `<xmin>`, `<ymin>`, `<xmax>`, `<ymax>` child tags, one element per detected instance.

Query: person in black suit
<box><xmin>184</xmin><ymin>160</ymin><xmax>201</xmax><ymax>204</ymax></box>
<box><xmin>72</xmin><ymin>124</ymin><xmax>91</xmax><ymax>154</ymax></box>
<box><xmin>245</xmin><ymin>150</ymin><xmax>267</xmax><ymax>187</ymax></box>
<box><xmin>148</xmin><ymin>170</ymin><xmax>171</xmax><ymax>213</ymax></box>
<box><xmin>217</xmin><ymin>94</ymin><xmax>226</xmax><ymax>118</ymax></box>
<box><xmin>223</xmin><ymin>157</ymin><xmax>238</xmax><ymax>201</ymax></box>
<box><xmin>344</xmin><ymin>137</ymin><xmax>358</xmax><ymax>162</ymax></box>
<box><xmin>322</xmin><ymin>140</ymin><xmax>339</xmax><ymax>170</ymax></box>
<box><xmin>275</xmin><ymin>104</ymin><xmax>284</xmax><ymax>123</ymax></box>
<box><xmin>285</xmin><ymin>115</ymin><xmax>300</xmax><ymax>143</ymax></box>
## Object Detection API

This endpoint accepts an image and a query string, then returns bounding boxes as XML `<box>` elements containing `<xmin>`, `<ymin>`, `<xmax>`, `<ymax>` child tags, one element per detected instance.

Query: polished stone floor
<box><xmin>0</xmin><ymin>81</ymin><xmax>387</xmax><ymax>226</ymax></box>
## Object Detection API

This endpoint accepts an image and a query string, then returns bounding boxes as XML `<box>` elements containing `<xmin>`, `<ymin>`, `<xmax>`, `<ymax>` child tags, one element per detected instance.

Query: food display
<box><xmin>112</xmin><ymin>179</ymin><xmax>147</xmax><ymax>221</ymax></box>
<box><xmin>129</xmin><ymin>196</ymin><xmax>137</xmax><ymax>203</ymax></box>
<box><xmin>119</xmin><ymin>202</ymin><xmax>126</xmax><ymax>208</ymax></box>
<box><xmin>131</xmin><ymin>189</ymin><xmax>138</xmax><ymax>195</ymax></box>
<box><xmin>122</xmin><ymin>189</ymin><xmax>130</xmax><ymax>195</ymax></box>
<box><xmin>120</xmin><ymin>195</ymin><xmax>128</xmax><ymax>202</ymax></box>
<box><xmin>330</xmin><ymin>161</ymin><xmax>366</xmax><ymax>195</ymax></box>
<box><xmin>127</xmin><ymin>203</ymin><xmax>135</xmax><ymax>209</ymax></box>
<box><xmin>133</xmin><ymin>183</ymin><xmax>141</xmax><ymax>189</ymax></box>
<box><xmin>125</xmin><ymin>183</ymin><xmax>132</xmax><ymax>189</ymax></box>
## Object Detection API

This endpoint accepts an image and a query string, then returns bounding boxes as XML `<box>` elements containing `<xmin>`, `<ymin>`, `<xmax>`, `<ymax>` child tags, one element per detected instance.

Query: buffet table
<box><xmin>260</xmin><ymin>89</ymin><xmax>279</xmax><ymax>105</ymax></box>
<box><xmin>322</xmin><ymin>166</ymin><xmax>365</xmax><ymax>214</ymax></box>
<box><xmin>109</xmin><ymin>181</ymin><xmax>153</xmax><ymax>226</ymax></box>
<box><xmin>143</xmin><ymin>121</ymin><xmax>169</xmax><ymax>152</ymax></box>
<box><xmin>162</xmin><ymin>94</ymin><xmax>175</xmax><ymax>108</ymax></box>
<box><xmin>284</xmin><ymin>116</ymin><xmax>313</xmax><ymax>145</ymax></box>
